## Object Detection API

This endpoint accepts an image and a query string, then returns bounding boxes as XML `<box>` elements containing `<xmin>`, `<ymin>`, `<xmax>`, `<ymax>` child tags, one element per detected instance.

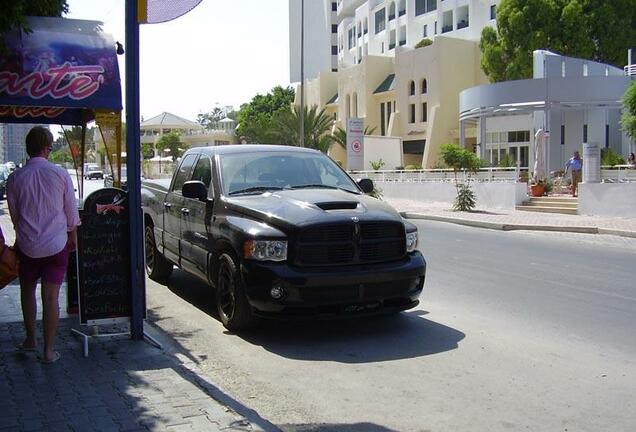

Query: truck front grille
<box><xmin>295</xmin><ymin>222</ymin><xmax>406</xmax><ymax>266</ymax></box>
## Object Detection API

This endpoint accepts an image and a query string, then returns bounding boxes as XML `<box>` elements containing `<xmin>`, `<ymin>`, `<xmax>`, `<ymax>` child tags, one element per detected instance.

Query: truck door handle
<box><xmin>181</xmin><ymin>208</ymin><xmax>190</xmax><ymax>215</ymax></box>
<box><xmin>163</xmin><ymin>202</ymin><xmax>172</xmax><ymax>209</ymax></box>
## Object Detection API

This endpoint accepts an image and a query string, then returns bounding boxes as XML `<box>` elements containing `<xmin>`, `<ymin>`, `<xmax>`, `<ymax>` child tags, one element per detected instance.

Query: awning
<box><xmin>0</xmin><ymin>17</ymin><xmax>122</xmax><ymax>125</ymax></box>
<box><xmin>374</xmin><ymin>74</ymin><xmax>396</xmax><ymax>94</ymax></box>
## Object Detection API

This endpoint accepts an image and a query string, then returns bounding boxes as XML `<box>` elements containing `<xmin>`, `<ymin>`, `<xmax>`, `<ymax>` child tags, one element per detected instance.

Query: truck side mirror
<box><xmin>357</xmin><ymin>178</ymin><xmax>374</xmax><ymax>194</ymax></box>
<box><xmin>182</xmin><ymin>181</ymin><xmax>208</xmax><ymax>202</ymax></box>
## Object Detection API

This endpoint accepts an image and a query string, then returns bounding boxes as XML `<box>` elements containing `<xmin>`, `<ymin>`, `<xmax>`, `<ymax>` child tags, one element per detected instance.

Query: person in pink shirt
<box><xmin>7</xmin><ymin>126</ymin><xmax>81</xmax><ymax>364</ymax></box>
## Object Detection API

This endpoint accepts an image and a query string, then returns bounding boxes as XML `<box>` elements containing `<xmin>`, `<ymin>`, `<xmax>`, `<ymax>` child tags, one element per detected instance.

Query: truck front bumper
<box><xmin>240</xmin><ymin>252</ymin><xmax>426</xmax><ymax>319</ymax></box>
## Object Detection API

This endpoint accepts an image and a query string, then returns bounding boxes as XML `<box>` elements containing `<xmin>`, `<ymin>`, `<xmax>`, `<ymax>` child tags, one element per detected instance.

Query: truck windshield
<box><xmin>219</xmin><ymin>151</ymin><xmax>359</xmax><ymax>196</ymax></box>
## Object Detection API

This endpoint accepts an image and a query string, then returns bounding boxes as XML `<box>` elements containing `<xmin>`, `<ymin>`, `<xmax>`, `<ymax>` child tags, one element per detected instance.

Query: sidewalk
<box><xmin>0</xmin><ymin>283</ymin><xmax>277</xmax><ymax>432</ymax></box>
<box><xmin>385</xmin><ymin>198</ymin><xmax>636</xmax><ymax>238</ymax></box>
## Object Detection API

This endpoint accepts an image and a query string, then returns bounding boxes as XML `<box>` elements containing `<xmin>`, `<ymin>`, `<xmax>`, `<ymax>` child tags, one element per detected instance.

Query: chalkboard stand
<box><xmin>70</xmin><ymin>188</ymin><xmax>161</xmax><ymax>357</ymax></box>
<box><xmin>71</xmin><ymin>325</ymin><xmax>161</xmax><ymax>357</ymax></box>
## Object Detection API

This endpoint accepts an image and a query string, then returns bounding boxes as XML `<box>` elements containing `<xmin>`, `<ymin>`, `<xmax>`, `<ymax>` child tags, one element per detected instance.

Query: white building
<box><xmin>459</xmin><ymin>51</ymin><xmax>634</xmax><ymax>173</ymax></box>
<box><xmin>290</xmin><ymin>0</ymin><xmax>500</xmax><ymax>80</ymax></box>
<box><xmin>290</xmin><ymin>0</ymin><xmax>501</xmax><ymax>168</ymax></box>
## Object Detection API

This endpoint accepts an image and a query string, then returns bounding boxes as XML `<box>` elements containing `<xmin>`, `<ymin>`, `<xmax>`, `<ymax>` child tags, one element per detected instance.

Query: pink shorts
<box><xmin>18</xmin><ymin>246</ymin><xmax>70</xmax><ymax>286</ymax></box>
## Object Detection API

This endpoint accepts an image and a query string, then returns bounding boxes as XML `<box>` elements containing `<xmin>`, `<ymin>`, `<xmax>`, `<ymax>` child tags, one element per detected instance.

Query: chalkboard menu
<box><xmin>66</xmin><ymin>250</ymin><xmax>79</xmax><ymax>315</ymax></box>
<box><xmin>77</xmin><ymin>188</ymin><xmax>131</xmax><ymax>325</ymax></box>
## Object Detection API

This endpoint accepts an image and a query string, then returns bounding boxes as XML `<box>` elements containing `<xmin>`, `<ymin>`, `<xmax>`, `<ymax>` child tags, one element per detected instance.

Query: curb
<box><xmin>401</xmin><ymin>212</ymin><xmax>635</xmax><ymax>238</ymax></box>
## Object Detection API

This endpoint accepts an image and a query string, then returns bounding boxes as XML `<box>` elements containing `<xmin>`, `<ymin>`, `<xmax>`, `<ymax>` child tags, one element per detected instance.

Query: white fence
<box><xmin>350</xmin><ymin>167</ymin><xmax>521</xmax><ymax>183</ymax></box>
<box><xmin>600</xmin><ymin>165</ymin><xmax>636</xmax><ymax>183</ymax></box>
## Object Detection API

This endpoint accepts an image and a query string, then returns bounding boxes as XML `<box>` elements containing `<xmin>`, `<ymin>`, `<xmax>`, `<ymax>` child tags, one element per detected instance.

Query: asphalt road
<box><xmin>145</xmin><ymin>220</ymin><xmax>636</xmax><ymax>432</ymax></box>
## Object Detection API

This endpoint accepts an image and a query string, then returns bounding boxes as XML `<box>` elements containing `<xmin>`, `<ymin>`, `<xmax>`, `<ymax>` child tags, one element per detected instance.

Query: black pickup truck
<box><xmin>141</xmin><ymin>145</ymin><xmax>426</xmax><ymax>330</ymax></box>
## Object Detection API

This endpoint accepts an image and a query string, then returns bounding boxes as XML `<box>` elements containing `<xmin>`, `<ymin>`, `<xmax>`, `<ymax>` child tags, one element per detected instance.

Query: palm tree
<box><xmin>272</xmin><ymin>105</ymin><xmax>334</xmax><ymax>152</ymax></box>
<box><xmin>331</xmin><ymin>125</ymin><xmax>377</xmax><ymax>149</ymax></box>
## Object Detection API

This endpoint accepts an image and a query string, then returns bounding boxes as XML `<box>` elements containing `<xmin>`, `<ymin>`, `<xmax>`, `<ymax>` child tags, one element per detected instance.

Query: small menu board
<box><xmin>77</xmin><ymin>188</ymin><xmax>131</xmax><ymax>325</ymax></box>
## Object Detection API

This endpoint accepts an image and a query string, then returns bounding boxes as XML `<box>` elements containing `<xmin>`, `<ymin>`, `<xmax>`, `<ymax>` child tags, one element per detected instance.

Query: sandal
<box><xmin>38</xmin><ymin>351</ymin><xmax>61</xmax><ymax>364</ymax></box>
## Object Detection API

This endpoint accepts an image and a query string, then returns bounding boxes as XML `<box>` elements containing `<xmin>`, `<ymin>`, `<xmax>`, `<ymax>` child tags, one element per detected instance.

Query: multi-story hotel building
<box><xmin>289</xmin><ymin>0</ymin><xmax>501</xmax><ymax>168</ymax></box>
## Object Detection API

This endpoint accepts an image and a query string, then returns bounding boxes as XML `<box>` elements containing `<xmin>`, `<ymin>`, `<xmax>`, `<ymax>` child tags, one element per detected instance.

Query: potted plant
<box><xmin>529</xmin><ymin>178</ymin><xmax>547</xmax><ymax>197</ymax></box>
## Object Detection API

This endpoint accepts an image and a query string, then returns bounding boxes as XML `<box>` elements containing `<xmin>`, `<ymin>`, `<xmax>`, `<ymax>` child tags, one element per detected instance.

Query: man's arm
<box><xmin>6</xmin><ymin>175</ymin><xmax>19</xmax><ymax>227</ymax></box>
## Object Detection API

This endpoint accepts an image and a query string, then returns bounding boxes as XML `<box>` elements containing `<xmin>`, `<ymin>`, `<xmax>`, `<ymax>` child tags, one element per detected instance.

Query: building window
<box><xmin>561</xmin><ymin>125</ymin><xmax>565</xmax><ymax>145</ymax></box>
<box><xmin>348</xmin><ymin>28</ymin><xmax>354</xmax><ymax>49</ymax></box>
<box><xmin>416</xmin><ymin>0</ymin><xmax>437</xmax><ymax>16</ymax></box>
<box><xmin>423</xmin><ymin>24</ymin><xmax>427</xmax><ymax>37</ymax></box>
<box><xmin>583</xmin><ymin>124</ymin><xmax>588</xmax><ymax>142</ymax></box>
<box><xmin>332</xmin><ymin>68</ymin><xmax>338</xmax><ymax>72</ymax></box>
<box><xmin>490</xmin><ymin>4</ymin><xmax>496</xmax><ymax>20</ymax></box>
<box><xmin>375</xmin><ymin>9</ymin><xmax>386</xmax><ymax>34</ymax></box>
<box><xmin>332</xmin><ymin>2</ymin><xmax>337</xmax><ymax>12</ymax></box>
<box><xmin>399</xmin><ymin>0</ymin><xmax>406</xmax><ymax>16</ymax></box>
<box><xmin>380</xmin><ymin>103</ymin><xmax>386</xmax><ymax>136</ymax></box>
<box><xmin>605</xmin><ymin>124</ymin><xmax>609</xmax><ymax>148</ymax></box>
<box><xmin>421</xmin><ymin>103</ymin><xmax>427</xmax><ymax>122</ymax></box>
<box><xmin>389</xmin><ymin>3</ymin><xmax>396</xmax><ymax>21</ymax></box>
<box><xmin>409</xmin><ymin>81</ymin><xmax>415</xmax><ymax>96</ymax></box>
<box><xmin>332</xmin><ymin>24</ymin><xmax>338</xmax><ymax>33</ymax></box>
<box><xmin>331</xmin><ymin>45</ymin><xmax>338</xmax><ymax>55</ymax></box>
<box><xmin>409</xmin><ymin>104</ymin><xmax>416</xmax><ymax>123</ymax></box>
<box><xmin>434</xmin><ymin>21</ymin><xmax>437</xmax><ymax>34</ymax></box>
<box><xmin>421</xmin><ymin>78</ymin><xmax>427</xmax><ymax>94</ymax></box>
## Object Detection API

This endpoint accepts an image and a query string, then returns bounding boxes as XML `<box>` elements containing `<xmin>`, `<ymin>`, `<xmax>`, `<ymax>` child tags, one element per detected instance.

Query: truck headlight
<box><xmin>406</xmin><ymin>231</ymin><xmax>418</xmax><ymax>253</ymax></box>
<box><xmin>244</xmin><ymin>240</ymin><xmax>288</xmax><ymax>261</ymax></box>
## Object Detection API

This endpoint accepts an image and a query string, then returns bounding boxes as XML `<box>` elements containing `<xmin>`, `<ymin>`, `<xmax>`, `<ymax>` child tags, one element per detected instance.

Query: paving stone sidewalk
<box><xmin>386</xmin><ymin>198</ymin><xmax>636</xmax><ymax>237</ymax></box>
<box><xmin>0</xmin><ymin>284</ymin><xmax>276</xmax><ymax>432</ymax></box>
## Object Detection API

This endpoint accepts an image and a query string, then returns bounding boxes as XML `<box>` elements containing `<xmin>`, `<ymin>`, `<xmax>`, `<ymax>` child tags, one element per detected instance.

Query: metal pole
<box><xmin>299</xmin><ymin>0</ymin><xmax>305</xmax><ymax>147</ymax></box>
<box><xmin>125</xmin><ymin>0</ymin><xmax>145</xmax><ymax>341</ymax></box>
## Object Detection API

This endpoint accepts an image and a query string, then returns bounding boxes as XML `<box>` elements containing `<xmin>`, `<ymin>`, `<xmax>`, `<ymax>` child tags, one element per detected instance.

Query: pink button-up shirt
<box><xmin>7</xmin><ymin>157</ymin><xmax>81</xmax><ymax>258</ymax></box>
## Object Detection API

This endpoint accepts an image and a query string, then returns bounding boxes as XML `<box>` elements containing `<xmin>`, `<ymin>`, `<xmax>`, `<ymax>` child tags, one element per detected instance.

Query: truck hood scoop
<box><xmin>315</xmin><ymin>201</ymin><xmax>359</xmax><ymax>211</ymax></box>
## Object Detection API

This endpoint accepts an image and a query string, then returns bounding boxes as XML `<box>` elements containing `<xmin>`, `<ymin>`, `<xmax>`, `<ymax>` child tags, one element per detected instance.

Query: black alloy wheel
<box><xmin>144</xmin><ymin>225</ymin><xmax>173</xmax><ymax>281</ymax></box>
<box><xmin>216</xmin><ymin>253</ymin><xmax>254</xmax><ymax>331</ymax></box>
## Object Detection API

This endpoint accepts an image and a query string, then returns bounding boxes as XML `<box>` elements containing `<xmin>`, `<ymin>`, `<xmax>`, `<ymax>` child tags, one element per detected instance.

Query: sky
<box><xmin>65</xmin><ymin>0</ymin><xmax>291</xmax><ymax>121</ymax></box>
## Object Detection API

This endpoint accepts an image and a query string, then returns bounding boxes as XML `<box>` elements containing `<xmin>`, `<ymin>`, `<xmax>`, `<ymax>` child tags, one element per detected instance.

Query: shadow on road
<box><xmin>163</xmin><ymin>269</ymin><xmax>465</xmax><ymax>363</ymax></box>
<box><xmin>282</xmin><ymin>423</ymin><xmax>400</xmax><ymax>432</ymax></box>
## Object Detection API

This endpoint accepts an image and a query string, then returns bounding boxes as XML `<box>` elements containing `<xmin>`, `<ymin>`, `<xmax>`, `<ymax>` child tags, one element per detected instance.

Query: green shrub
<box><xmin>601</xmin><ymin>148</ymin><xmax>626</xmax><ymax>166</ymax></box>
<box><xmin>498</xmin><ymin>153</ymin><xmax>516</xmax><ymax>168</ymax></box>
<box><xmin>453</xmin><ymin>183</ymin><xmax>476</xmax><ymax>211</ymax></box>
<box><xmin>370</xmin><ymin>158</ymin><xmax>386</xmax><ymax>171</ymax></box>
<box><xmin>415</xmin><ymin>38</ymin><xmax>433</xmax><ymax>49</ymax></box>
<box><xmin>404</xmin><ymin>164</ymin><xmax>422</xmax><ymax>170</ymax></box>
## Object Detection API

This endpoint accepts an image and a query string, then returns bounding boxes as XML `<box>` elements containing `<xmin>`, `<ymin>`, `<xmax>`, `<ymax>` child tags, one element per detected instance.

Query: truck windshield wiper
<box><xmin>228</xmin><ymin>186</ymin><xmax>284</xmax><ymax>196</ymax></box>
<box><xmin>291</xmin><ymin>184</ymin><xmax>359</xmax><ymax>194</ymax></box>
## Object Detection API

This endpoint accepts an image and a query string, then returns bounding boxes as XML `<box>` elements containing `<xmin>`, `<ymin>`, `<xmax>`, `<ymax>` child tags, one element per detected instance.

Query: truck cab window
<box><xmin>191</xmin><ymin>156</ymin><xmax>213</xmax><ymax>196</ymax></box>
<box><xmin>171</xmin><ymin>154</ymin><xmax>198</xmax><ymax>193</ymax></box>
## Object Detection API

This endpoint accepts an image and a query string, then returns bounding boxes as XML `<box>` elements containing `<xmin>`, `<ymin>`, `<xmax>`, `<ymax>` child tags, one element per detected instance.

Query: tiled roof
<box><xmin>141</xmin><ymin>112</ymin><xmax>202</xmax><ymax>128</ymax></box>
<box><xmin>374</xmin><ymin>74</ymin><xmax>396</xmax><ymax>94</ymax></box>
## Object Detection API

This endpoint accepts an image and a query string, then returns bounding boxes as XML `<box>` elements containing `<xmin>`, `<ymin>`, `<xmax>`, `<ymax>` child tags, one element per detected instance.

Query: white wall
<box><xmin>377</xmin><ymin>181</ymin><xmax>526</xmax><ymax>209</ymax></box>
<box><xmin>579</xmin><ymin>183</ymin><xmax>636</xmax><ymax>218</ymax></box>
<box><xmin>364</xmin><ymin>135</ymin><xmax>403</xmax><ymax>169</ymax></box>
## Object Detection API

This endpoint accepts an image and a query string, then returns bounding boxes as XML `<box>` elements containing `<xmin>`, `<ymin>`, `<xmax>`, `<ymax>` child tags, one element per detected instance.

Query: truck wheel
<box><xmin>145</xmin><ymin>225</ymin><xmax>173</xmax><ymax>281</ymax></box>
<box><xmin>216</xmin><ymin>253</ymin><xmax>255</xmax><ymax>331</ymax></box>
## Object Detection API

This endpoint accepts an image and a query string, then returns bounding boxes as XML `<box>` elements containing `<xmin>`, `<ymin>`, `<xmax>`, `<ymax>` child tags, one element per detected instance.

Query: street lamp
<box><xmin>299</xmin><ymin>0</ymin><xmax>305</xmax><ymax>147</ymax></box>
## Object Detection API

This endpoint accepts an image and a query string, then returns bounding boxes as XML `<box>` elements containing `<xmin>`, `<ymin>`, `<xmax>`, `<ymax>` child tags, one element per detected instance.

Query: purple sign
<box><xmin>0</xmin><ymin>17</ymin><xmax>121</xmax><ymax>124</ymax></box>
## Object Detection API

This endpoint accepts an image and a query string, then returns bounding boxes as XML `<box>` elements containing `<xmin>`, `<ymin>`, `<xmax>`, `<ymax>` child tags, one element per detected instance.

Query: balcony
<box><xmin>442</xmin><ymin>25</ymin><xmax>453</xmax><ymax>33</ymax></box>
<box><xmin>457</xmin><ymin>20</ymin><xmax>468</xmax><ymax>30</ymax></box>
<box><xmin>399</xmin><ymin>9</ymin><xmax>406</xmax><ymax>17</ymax></box>
<box><xmin>399</xmin><ymin>39</ymin><xmax>406</xmax><ymax>46</ymax></box>
<box><xmin>389</xmin><ymin>43</ymin><xmax>396</xmax><ymax>50</ymax></box>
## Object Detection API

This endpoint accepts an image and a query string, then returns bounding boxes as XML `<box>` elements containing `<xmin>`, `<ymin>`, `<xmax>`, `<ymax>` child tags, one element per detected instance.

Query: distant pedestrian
<box><xmin>7</xmin><ymin>126</ymin><xmax>80</xmax><ymax>364</ymax></box>
<box><xmin>565</xmin><ymin>151</ymin><xmax>583</xmax><ymax>197</ymax></box>
<box><xmin>628</xmin><ymin>152</ymin><xmax>635</xmax><ymax>168</ymax></box>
